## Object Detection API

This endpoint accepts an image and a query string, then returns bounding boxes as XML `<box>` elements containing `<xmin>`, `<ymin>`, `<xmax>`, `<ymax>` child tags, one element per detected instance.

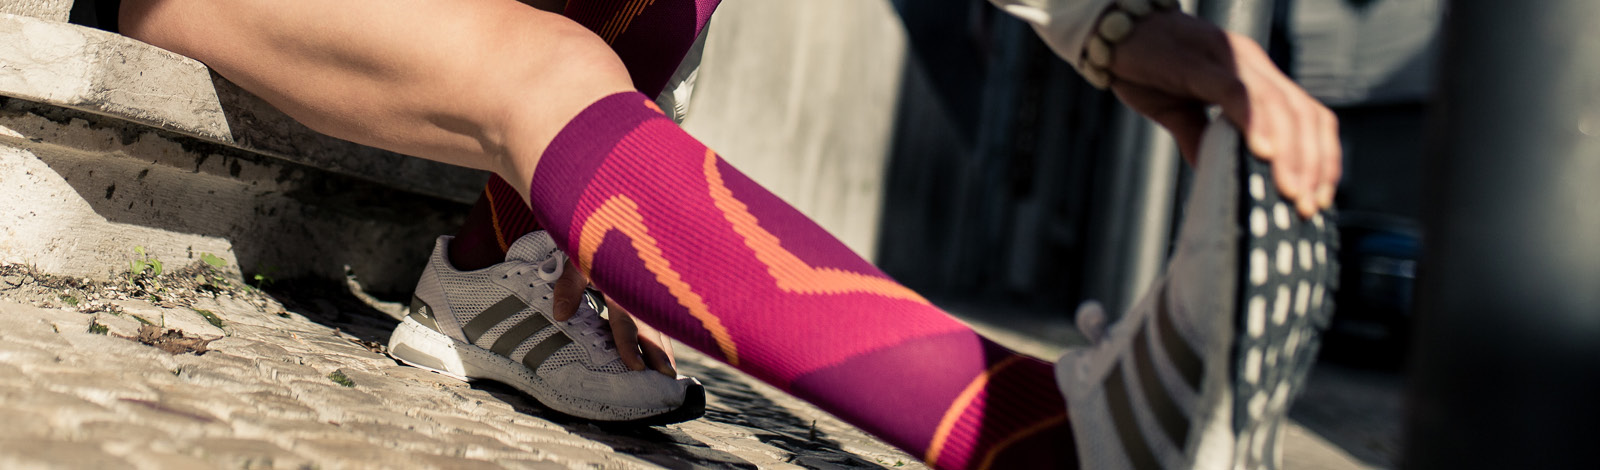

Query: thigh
<box><xmin>119</xmin><ymin>0</ymin><xmax>629</xmax><ymax>172</ymax></box>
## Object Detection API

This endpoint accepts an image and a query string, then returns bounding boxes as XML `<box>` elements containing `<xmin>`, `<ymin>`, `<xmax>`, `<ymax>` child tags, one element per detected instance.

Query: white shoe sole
<box><xmin>389</xmin><ymin>316</ymin><xmax>705</xmax><ymax>424</ymax></box>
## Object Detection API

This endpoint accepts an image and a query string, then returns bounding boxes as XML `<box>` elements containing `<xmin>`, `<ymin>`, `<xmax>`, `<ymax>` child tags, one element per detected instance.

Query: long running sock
<box><xmin>528</xmin><ymin>92</ymin><xmax>1074</xmax><ymax>470</ymax></box>
<box><xmin>450</xmin><ymin>0</ymin><xmax>723</xmax><ymax>270</ymax></box>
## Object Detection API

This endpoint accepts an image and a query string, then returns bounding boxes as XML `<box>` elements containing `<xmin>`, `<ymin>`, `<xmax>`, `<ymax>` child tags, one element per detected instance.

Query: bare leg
<box><xmin>121</xmin><ymin>0</ymin><xmax>628</xmax><ymax>185</ymax></box>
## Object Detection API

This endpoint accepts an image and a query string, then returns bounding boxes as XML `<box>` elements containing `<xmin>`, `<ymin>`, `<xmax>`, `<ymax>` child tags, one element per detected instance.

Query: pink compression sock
<box><xmin>528</xmin><ymin>92</ymin><xmax>1075</xmax><ymax>470</ymax></box>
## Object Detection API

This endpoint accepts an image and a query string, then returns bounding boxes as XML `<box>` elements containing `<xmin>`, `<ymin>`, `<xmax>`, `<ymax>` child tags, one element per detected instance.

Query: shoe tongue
<box><xmin>504</xmin><ymin>231</ymin><xmax>559</xmax><ymax>263</ymax></box>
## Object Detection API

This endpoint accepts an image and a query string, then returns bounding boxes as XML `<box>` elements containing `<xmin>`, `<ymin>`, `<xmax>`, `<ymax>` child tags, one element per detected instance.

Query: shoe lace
<box><xmin>501</xmin><ymin>250</ymin><xmax>617</xmax><ymax>353</ymax></box>
<box><xmin>569</xmin><ymin>304</ymin><xmax>618</xmax><ymax>353</ymax></box>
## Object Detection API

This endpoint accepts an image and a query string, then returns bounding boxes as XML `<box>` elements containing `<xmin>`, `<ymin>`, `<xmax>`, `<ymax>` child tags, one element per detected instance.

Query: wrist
<box><xmin>1080</xmin><ymin>0</ymin><xmax>1180</xmax><ymax>89</ymax></box>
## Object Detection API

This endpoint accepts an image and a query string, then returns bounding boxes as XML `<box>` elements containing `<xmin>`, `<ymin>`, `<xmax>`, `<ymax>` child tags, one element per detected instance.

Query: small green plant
<box><xmin>128</xmin><ymin>246</ymin><xmax>164</xmax><ymax>278</ymax></box>
<box><xmin>199</xmin><ymin>252</ymin><xmax>228</xmax><ymax>269</ymax></box>
<box><xmin>327</xmin><ymin>370</ymin><xmax>356</xmax><ymax>388</ymax></box>
<box><xmin>130</xmin><ymin>314</ymin><xmax>154</xmax><ymax>326</ymax></box>
<box><xmin>193</xmin><ymin>308</ymin><xmax>225</xmax><ymax>329</ymax></box>
<box><xmin>87</xmin><ymin>319</ymin><xmax>108</xmax><ymax>335</ymax></box>
<box><xmin>125</xmin><ymin>246</ymin><xmax>168</xmax><ymax>300</ymax></box>
<box><xmin>58</xmin><ymin>294</ymin><xmax>79</xmax><ymax>306</ymax></box>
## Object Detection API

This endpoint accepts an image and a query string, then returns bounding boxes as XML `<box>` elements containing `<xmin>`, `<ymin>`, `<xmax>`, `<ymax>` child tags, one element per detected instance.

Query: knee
<box><xmin>487</xmin><ymin>16</ymin><xmax>635</xmax><ymax>173</ymax></box>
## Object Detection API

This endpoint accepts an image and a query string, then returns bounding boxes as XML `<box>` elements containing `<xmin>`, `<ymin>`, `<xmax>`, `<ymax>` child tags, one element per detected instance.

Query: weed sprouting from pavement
<box><xmin>193</xmin><ymin>308</ymin><xmax>225</xmax><ymax>328</ymax></box>
<box><xmin>327</xmin><ymin>370</ymin><xmax>356</xmax><ymax>388</ymax></box>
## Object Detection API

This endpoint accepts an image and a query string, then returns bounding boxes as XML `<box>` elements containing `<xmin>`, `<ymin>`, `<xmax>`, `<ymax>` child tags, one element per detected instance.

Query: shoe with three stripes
<box><xmin>388</xmin><ymin>231</ymin><xmax>705</xmax><ymax>424</ymax></box>
<box><xmin>1055</xmin><ymin>121</ymin><xmax>1338</xmax><ymax>469</ymax></box>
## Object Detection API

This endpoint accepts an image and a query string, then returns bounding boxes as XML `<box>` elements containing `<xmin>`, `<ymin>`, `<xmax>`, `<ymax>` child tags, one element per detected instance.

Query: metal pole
<box><xmin>1197</xmin><ymin>0</ymin><xmax>1273</xmax><ymax>41</ymax></box>
<box><xmin>1404</xmin><ymin>1</ymin><xmax>1600</xmax><ymax>468</ymax></box>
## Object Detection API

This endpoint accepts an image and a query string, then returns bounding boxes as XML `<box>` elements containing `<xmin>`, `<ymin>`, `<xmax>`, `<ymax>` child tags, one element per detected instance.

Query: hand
<box><xmin>1107</xmin><ymin>10</ymin><xmax>1340</xmax><ymax>217</ymax></box>
<box><xmin>551</xmin><ymin>259</ymin><xmax>677</xmax><ymax>377</ymax></box>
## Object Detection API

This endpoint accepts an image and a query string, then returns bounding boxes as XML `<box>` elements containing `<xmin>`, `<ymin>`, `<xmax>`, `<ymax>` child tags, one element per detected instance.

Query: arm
<box><xmin>992</xmin><ymin>0</ymin><xmax>1340</xmax><ymax>217</ymax></box>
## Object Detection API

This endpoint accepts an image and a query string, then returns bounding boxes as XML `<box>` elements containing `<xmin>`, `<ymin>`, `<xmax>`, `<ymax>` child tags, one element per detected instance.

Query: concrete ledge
<box><xmin>0</xmin><ymin>97</ymin><xmax>464</xmax><ymax>297</ymax></box>
<box><xmin>0</xmin><ymin>13</ymin><xmax>487</xmax><ymax>203</ymax></box>
<box><xmin>0</xmin><ymin>14</ymin><xmax>488</xmax><ymax>296</ymax></box>
<box><xmin>0</xmin><ymin>1</ymin><xmax>71</xmax><ymax>22</ymax></box>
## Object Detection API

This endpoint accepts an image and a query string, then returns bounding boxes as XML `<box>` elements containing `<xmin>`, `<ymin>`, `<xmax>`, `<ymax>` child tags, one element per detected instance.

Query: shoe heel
<box><xmin>388</xmin><ymin>316</ymin><xmax>471</xmax><ymax>382</ymax></box>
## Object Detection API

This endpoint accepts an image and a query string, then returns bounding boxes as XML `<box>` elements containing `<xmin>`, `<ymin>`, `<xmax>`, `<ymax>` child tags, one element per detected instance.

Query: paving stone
<box><xmin>149</xmin><ymin>382</ymin><xmax>254</xmax><ymax>420</ymax></box>
<box><xmin>0</xmin><ymin>386</ymin><xmax>117</xmax><ymax>429</ymax></box>
<box><xmin>337</xmin><ymin>408</ymin><xmax>438</xmax><ymax>435</ymax></box>
<box><xmin>285</xmin><ymin>379</ymin><xmax>385</xmax><ymax>415</ymax></box>
<box><xmin>413</xmin><ymin>411</ymin><xmax>521</xmax><ymax>443</ymax></box>
<box><xmin>328</xmin><ymin>367</ymin><xmax>416</xmax><ymax>398</ymax></box>
<box><xmin>0</xmin><ymin>439</ymin><xmax>135</xmax><ymax>470</ymax></box>
<box><xmin>495</xmin><ymin>459</ymin><xmax>570</xmax><ymax>470</ymax></box>
<box><xmin>429</xmin><ymin>429</ymin><xmax>532</xmax><ymax>457</ymax></box>
<box><xmin>112</xmin><ymin>301</ymin><xmax>226</xmax><ymax>338</ymax></box>
<box><xmin>207</xmin><ymin>337</ymin><xmax>293</xmax><ymax>360</ymax></box>
<box><xmin>120</xmin><ymin>449</ymin><xmax>218</xmax><ymax>470</ymax></box>
<box><xmin>108</xmin><ymin>397</ymin><xmax>233</xmax><ymax>440</ymax></box>
<box><xmin>79</xmin><ymin>422</ymin><xmax>182</xmax><ymax>458</ymax></box>
<box><xmin>288</xmin><ymin>438</ymin><xmax>425</xmax><ymax>470</ymax></box>
<box><xmin>92</xmin><ymin>312</ymin><xmax>145</xmax><ymax>338</ymax></box>
<box><xmin>379</xmin><ymin>365</ymin><xmax>471</xmax><ymax>389</ymax></box>
<box><xmin>254</xmin><ymin>359</ymin><xmax>327</xmax><ymax>384</ymax></box>
<box><xmin>188</xmin><ymin>437</ymin><xmax>313</xmax><ymax>470</ymax></box>
<box><xmin>229</xmin><ymin>411</ymin><xmax>363</xmax><ymax>445</ymax></box>
<box><xmin>407</xmin><ymin>453</ymin><xmax>507</xmax><ymax>470</ymax></box>
<box><xmin>475</xmin><ymin>419</ymin><xmax>589</xmax><ymax>449</ymax></box>
<box><xmin>315</xmin><ymin>421</ymin><xmax>441</xmax><ymax>452</ymax></box>
<box><xmin>0</xmin><ymin>340</ymin><xmax>58</xmax><ymax>367</ymax></box>
<box><xmin>0</xmin><ymin>408</ymin><xmax>51</xmax><ymax>438</ymax></box>
<box><xmin>232</xmin><ymin>391</ymin><xmax>320</xmax><ymax>420</ymax></box>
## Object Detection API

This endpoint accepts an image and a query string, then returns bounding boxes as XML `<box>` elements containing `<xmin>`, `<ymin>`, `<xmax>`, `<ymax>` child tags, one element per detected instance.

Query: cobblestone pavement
<box><xmin>0</xmin><ymin>266</ymin><xmax>926</xmax><ymax>470</ymax></box>
<box><xmin>0</xmin><ymin>264</ymin><xmax>1386</xmax><ymax>470</ymax></box>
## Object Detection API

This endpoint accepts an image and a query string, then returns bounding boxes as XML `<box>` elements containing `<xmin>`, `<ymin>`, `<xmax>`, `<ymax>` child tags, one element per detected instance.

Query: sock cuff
<box><xmin>530</xmin><ymin>92</ymin><xmax>669</xmax><ymax>241</ymax></box>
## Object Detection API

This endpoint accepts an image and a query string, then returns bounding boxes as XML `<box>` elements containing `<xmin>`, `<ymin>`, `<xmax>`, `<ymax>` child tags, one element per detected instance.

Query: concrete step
<box><xmin>0</xmin><ymin>12</ymin><xmax>485</xmax><ymax>297</ymax></box>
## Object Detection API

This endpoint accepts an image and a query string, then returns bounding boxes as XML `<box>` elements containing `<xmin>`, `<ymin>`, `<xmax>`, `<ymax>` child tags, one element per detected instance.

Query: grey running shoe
<box><xmin>1056</xmin><ymin>121</ymin><xmax>1338</xmax><ymax>469</ymax></box>
<box><xmin>389</xmin><ymin>231</ymin><xmax>704</xmax><ymax>424</ymax></box>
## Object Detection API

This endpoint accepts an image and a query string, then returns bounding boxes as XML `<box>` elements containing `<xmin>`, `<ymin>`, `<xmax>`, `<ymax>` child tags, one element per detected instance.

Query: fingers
<box><xmin>632</xmin><ymin>316</ymin><xmax>677</xmax><ymax>370</ymax></box>
<box><xmin>550</xmin><ymin>259</ymin><xmax>588</xmax><ymax>322</ymax></box>
<box><xmin>605</xmin><ymin>298</ymin><xmax>648</xmax><ymax>372</ymax></box>
<box><xmin>1315</xmin><ymin>107</ymin><xmax>1342</xmax><ymax>209</ymax></box>
<box><xmin>637</xmin><ymin>332</ymin><xmax>677</xmax><ymax>377</ymax></box>
<box><xmin>604</xmin><ymin>297</ymin><xmax>676</xmax><ymax>376</ymax></box>
<box><xmin>1225</xmin><ymin>33</ymin><xmax>1341</xmax><ymax>217</ymax></box>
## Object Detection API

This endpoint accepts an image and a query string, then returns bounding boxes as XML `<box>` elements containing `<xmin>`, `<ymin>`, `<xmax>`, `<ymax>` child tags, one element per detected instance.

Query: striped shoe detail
<box><xmin>1100</xmin><ymin>300</ymin><xmax>1207</xmax><ymax>470</ymax></box>
<box><xmin>456</xmin><ymin>294</ymin><xmax>580</xmax><ymax>374</ymax></box>
<box><xmin>461</xmin><ymin>295</ymin><xmax>529</xmax><ymax>344</ymax></box>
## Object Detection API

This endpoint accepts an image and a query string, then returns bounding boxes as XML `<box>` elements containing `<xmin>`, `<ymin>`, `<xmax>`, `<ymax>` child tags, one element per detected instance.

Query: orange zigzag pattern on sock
<box><xmin>575</xmin><ymin>194</ymin><xmax>738</xmax><ymax>363</ymax></box>
<box><xmin>575</xmin><ymin>194</ymin><xmax>737</xmax><ymax>364</ymax></box>
<box><xmin>702</xmin><ymin>149</ymin><xmax>932</xmax><ymax>303</ymax></box>
<box><xmin>570</xmin><ymin>145</ymin><xmax>935</xmax><ymax>366</ymax></box>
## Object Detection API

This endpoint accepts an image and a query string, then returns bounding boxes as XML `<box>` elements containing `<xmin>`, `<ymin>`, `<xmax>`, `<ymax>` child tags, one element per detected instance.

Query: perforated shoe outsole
<box><xmin>1228</xmin><ymin>151</ymin><xmax>1339</xmax><ymax>469</ymax></box>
